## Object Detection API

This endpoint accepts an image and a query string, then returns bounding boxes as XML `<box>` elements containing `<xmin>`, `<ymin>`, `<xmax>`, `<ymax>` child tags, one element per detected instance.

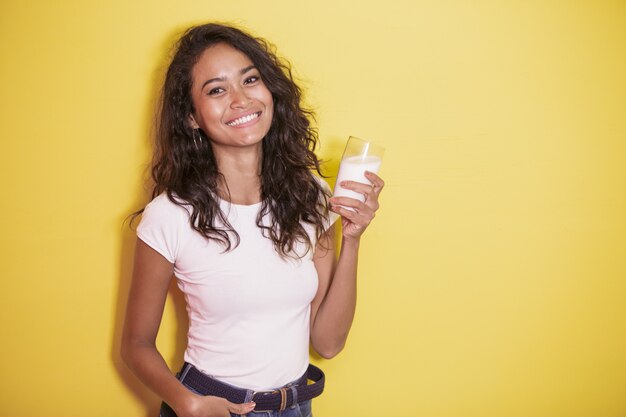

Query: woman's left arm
<box><xmin>310</xmin><ymin>171</ymin><xmax>384</xmax><ymax>358</ymax></box>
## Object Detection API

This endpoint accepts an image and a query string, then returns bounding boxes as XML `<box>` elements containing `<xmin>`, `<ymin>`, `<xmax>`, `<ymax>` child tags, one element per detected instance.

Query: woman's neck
<box><xmin>212</xmin><ymin>144</ymin><xmax>263</xmax><ymax>205</ymax></box>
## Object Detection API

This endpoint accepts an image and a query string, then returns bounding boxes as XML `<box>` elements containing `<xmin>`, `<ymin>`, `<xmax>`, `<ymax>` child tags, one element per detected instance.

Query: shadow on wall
<box><xmin>108</xmin><ymin>24</ymin><xmax>193</xmax><ymax>417</ymax></box>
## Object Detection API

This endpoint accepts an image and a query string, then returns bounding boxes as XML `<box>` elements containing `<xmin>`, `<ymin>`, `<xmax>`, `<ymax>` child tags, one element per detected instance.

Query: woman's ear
<box><xmin>188</xmin><ymin>114</ymin><xmax>200</xmax><ymax>129</ymax></box>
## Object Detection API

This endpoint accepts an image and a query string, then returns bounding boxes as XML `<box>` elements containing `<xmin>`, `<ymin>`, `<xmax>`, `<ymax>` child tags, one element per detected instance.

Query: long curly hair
<box><xmin>142</xmin><ymin>23</ymin><xmax>329</xmax><ymax>257</ymax></box>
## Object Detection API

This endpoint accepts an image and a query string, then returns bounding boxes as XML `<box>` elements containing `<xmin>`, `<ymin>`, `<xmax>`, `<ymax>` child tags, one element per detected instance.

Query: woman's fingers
<box><xmin>330</xmin><ymin>196</ymin><xmax>371</xmax><ymax>213</ymax></box>
<box><xmin>224</xmin><ymin>399</ymin><xmax>256</xmax><ymax>415</ymax></box>
<box><xmin>338</xmin><ymin>180</ymin><xmax>374</xmax><ymax>197</ymax></box>
<box><xmin>329</xmin><ymin>198</ymin><xmax>374</xmax><ymax>226</ymax></box>
<box><xmin>364</xmin><ymin>171</ymin><xmax>385</xmax><ymax>194</ymax></box>
<box><xmin>331</xmin><ymin>172</ymin><xmax>385</xmax><ymax>239</ymax></box>
<box><xmin>338</xmin><ymin>172</ymin><xmax>384</xmax><ymax>207</ymax></box>
<box><xmin>192</xmin><ymin>396</ymin><xmax>255</xmax><ymax>417</ymax></box>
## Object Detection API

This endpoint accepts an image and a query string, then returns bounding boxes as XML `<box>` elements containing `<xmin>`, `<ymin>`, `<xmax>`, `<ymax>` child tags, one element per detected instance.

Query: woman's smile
<box><xmin>226</xmin><ymin>110</ymin><xmax>262</xmax><ymax>127</ymax></box>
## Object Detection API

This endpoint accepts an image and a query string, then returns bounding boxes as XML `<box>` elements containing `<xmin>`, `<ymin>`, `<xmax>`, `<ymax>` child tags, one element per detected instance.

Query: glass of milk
<box><xmin>333</xmin><ymin>136</ymin><xmax>384</xmax><ymax>206</ymax></box>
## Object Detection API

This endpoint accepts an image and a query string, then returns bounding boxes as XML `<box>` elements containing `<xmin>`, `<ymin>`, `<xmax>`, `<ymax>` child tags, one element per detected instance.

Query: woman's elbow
<box><xmin>313</xmin><ymin>341</ymin><xmax>345</xmax><ymax>359</ymax></box>
<box><xmin>120</xmin><ymin>338</ymin><xmax>134</xmax><ymax>366</ymax></box>
<box><xmin>120</xmin><ymin>335</ymin><xmax>144</xmax><ymax>369</ymax></box>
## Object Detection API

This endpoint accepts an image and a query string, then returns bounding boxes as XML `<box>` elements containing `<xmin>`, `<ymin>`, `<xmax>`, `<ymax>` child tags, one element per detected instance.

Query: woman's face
<box><xmin>189</xmin><ymin>43</ymin><xmax>274</xmax><ymax>152</ymax></box>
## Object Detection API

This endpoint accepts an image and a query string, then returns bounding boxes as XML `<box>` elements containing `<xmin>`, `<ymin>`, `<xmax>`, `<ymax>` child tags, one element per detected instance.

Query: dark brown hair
<box><xmin>143</xmin><ymin>23</ymin><xmax>328</xmax><ymax>257</ymax></box>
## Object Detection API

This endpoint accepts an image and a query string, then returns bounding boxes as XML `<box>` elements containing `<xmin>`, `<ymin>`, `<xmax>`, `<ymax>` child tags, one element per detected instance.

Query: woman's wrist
<box><xmin>171</xmin><ymin>390</ymin><xmax>203</xmax><ymax>417</ymax></box>
<box><xmin>341</xmin><ymin>235</ymin><xmax>361</xmax><ymax>250</ymax></box>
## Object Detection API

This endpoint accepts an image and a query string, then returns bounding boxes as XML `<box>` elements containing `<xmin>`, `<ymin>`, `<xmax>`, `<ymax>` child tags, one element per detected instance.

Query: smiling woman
<box><xmin>120</xmin><ymin>23</ymin><xmax>385</xmax><ymax>417</ymax></box>
<box><xmin>188</xmin><ymin>44</ymin><xmax>274</xmax><ymax>152</ymax></box>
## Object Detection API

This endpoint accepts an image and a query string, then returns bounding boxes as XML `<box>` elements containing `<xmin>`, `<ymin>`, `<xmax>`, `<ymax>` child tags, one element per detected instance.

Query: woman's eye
<box><xmin>208</xmin><ymin>87</ymin><xmax>224</xmax><ymax>95</ymax></box>
<box><xmin>244</xmin><ymin>76</ymin><xmax>259</xmax><ymax>85</ymax></box>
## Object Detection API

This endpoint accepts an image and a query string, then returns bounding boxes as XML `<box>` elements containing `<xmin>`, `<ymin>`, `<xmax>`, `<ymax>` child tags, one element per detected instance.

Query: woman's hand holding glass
<box><xmin>330</xmin><ymin>136</ymin><xmax>385</xmax><ymax>240</ymax></box>
<box><xmin>330</xmin><ymin>170</ymin><xmax>385</xmax><ymax>240</ymax></box>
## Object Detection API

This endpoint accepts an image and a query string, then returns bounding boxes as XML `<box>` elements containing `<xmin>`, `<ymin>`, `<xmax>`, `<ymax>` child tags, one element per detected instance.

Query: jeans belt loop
<box><xmin>278</xmin><ymin>387</ymin><xmax>288</xmax><ymax>411</ymax></box>
<box><xmin>290</xmin><ymin>385</ymin><xmax>298</xmax><ymax>408</ymax></box>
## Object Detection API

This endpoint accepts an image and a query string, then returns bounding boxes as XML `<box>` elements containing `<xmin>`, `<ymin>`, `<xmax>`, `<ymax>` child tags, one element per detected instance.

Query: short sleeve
<box><xmin>136</xmin><ymin>194</ymin><xmax>188</xmax><ymax>263</ymax></box>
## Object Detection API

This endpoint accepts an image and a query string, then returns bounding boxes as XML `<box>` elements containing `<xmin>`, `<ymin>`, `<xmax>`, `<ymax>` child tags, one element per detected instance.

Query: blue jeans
<box><xmin>159</xmin><ymin>366</ymin><xmax>313</xmax><ymax>417</ymax></box>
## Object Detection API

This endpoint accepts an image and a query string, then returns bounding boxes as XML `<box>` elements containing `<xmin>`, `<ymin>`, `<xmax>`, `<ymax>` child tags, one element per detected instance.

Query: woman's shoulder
<box><xmin>137</xmin><ymin>193</ymin><xmax>192</xmax><ymax>264</ymax></box>
<box><xmin>310</xmin><ymin>174</ymin><xmax>339</xmax><ymax>229</ymax></box>
<box><xmin>312</xmin><ymin>174</ymin><xmax>331</xmax><ymax>194</ymax></box>
<box><xmin>143</xmin><ymin>192</ymin><xmax>192</xmax><ymax>219</ymax></box>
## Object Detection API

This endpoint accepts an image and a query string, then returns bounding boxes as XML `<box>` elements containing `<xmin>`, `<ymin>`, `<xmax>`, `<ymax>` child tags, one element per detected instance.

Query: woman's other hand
<box><xmin>177</xmin><ymin>394</ymin><xmax>256</xmax><ymax>417</ymax></box>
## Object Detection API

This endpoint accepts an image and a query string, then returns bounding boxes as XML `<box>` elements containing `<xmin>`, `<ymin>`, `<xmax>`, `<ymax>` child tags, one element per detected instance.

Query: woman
<box><xmin>121</xmin><ymin>23</ymin><xmax>384</xmax><ymax>417</ymax></box>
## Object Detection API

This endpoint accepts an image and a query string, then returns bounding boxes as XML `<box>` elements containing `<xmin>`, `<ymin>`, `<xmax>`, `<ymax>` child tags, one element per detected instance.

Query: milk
<box><xmin>333</xmin><ymin>155</ymin><xmax>382</xmax><ymax>202</ymax></box>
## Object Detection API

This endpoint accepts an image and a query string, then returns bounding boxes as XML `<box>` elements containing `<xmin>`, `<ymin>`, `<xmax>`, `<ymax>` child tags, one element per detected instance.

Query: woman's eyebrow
<box><xmin>201</xmin><ymin>65</ymin><xmax>258</xmax><ymax>90</ymax></box>
<box><xmin>240</xmin><ymin>65</ymin><xmax>256</xmax><ymax>74</ymax></box>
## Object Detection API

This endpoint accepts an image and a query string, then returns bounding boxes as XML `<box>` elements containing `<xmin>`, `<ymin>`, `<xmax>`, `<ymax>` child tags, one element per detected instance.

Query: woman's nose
<box><xmin>230</xmin><ymin>87</ymin><xmax>251</xmax><ymax>109</ymax></box>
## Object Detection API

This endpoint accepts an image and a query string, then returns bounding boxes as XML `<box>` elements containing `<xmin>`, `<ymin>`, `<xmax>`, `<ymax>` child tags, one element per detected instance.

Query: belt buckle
<box><xmin>252</xmin><ymin>387</ymin><xmax>289</xmax><ymax>412</ymax></box>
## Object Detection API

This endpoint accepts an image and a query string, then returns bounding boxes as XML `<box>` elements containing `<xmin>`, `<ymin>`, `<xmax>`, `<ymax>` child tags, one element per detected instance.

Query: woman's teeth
<box><xmin>227</xmin><ymin>112</ymin><xmax>260</xmax><ymax>126</ymax></box>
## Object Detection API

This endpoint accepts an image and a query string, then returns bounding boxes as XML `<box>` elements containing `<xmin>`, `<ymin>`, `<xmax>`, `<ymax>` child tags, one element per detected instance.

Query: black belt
<box><xmin>168</xmin><ymin>363</ymin><xmax>325</xmax><ymax>414</ymax></box>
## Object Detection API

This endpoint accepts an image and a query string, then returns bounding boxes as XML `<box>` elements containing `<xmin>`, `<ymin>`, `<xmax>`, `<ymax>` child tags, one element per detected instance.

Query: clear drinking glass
<box><xmin>333</xmin><ymin>136</ymin><xmax>385</xmax><ymax>203</ymax></box>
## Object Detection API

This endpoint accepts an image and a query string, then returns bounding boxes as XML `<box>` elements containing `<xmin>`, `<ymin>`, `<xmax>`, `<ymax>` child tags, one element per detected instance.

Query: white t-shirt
<box><xmin>137</xmin><ymin>183</ymin><xmax>331</xmax><ymax>390</ymax></box>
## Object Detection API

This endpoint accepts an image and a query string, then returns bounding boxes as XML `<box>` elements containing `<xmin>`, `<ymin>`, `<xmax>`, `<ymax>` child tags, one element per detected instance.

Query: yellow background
<box><xmin>1</xmin><ymin>1</ymin><xmax>625</xmax><ymax>416</ymax></box>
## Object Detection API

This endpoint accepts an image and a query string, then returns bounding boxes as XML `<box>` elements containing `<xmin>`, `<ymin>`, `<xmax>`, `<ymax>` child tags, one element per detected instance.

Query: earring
<box><xmin>192</xmin><ymin>128</ymin><xmax>202</xmax><ymax>149</ymax></box>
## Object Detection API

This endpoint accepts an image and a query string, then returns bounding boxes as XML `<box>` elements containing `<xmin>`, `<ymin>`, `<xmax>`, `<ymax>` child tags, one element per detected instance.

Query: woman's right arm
<box><xmin>121</xmin><ymin>238</ymin><xmax>255</xmax><ymax>417</ymax></box>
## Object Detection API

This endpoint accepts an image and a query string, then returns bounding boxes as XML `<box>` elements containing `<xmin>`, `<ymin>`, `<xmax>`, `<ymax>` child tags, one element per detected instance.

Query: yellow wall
<box><xmin>1</xmin><ymin>1</ymin><xmax>625</xmax><ymax>416</ymax></box>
